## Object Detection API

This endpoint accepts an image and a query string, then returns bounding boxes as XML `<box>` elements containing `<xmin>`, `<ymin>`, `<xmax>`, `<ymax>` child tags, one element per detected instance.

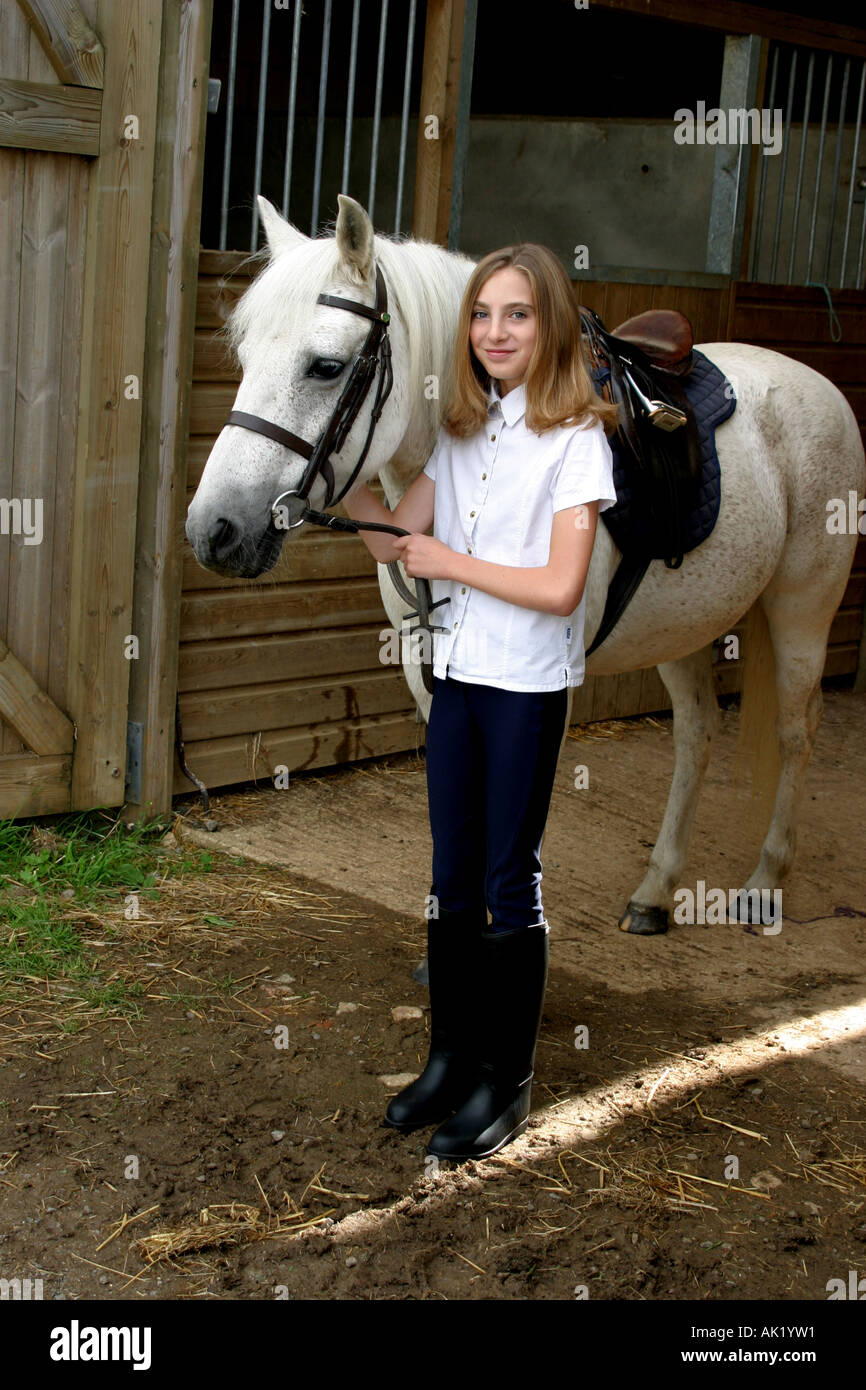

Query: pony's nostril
<box><xmin>210</xmin><ymin>517</ymin><xmax>237</xmax><ymax>563</ymax></box>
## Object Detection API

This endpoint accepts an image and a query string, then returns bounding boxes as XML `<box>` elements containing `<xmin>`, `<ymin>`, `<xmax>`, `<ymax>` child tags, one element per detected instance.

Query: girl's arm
<box><xmin>393</xmin><ymin>503</ymin><xmax>600</xmax><ymax>617</ymax></box>
<box><xmin>342</xmin><ymin>473</ymin><xmax>436</xmax><ymax>564</ymax></box>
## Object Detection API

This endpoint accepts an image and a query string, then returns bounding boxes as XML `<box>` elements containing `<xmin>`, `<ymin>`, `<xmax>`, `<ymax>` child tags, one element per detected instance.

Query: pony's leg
<box><xmin>620</xmin><ymin>643</ymin><xmax>720</xmax><ymax>935</ymax></box>
<box><xmin>732</xmin><ymin>589</ymin><xmax>826</xmax><ymax>916</ymax></box>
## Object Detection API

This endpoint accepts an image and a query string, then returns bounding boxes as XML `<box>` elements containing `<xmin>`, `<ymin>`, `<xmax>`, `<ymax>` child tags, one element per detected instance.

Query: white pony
<box><xmin>186</xmin><ymin>194</ymin><xmax>865</xmax><ymax>935</ymax></box>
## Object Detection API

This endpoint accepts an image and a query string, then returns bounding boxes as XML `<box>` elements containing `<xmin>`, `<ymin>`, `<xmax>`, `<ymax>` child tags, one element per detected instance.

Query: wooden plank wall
<box><xmin>0</xmin><ymin>0</ymin><xmax>96</xmax><ymax>812</ymax></box>
<box><xmin>412</xmin><ymin>0</ymin><xmax>472</xmax><ymax>245</ymax></box>
<box><xmin>176</xmin><ymin>250</ymin><xmax>419</xmax><ymax>794</ymax></box>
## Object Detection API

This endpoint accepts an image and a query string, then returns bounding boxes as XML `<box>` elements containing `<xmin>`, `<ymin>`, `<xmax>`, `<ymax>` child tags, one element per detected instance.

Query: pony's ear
<box><xmin>335</xmin><ymin>193</ymin><xmax>374</xmax><ymax>281</ymax></box>
<box><xmin>257</xmin><ymin>196</ymin><xmax>306</xmax><ymax>256</ymax></box>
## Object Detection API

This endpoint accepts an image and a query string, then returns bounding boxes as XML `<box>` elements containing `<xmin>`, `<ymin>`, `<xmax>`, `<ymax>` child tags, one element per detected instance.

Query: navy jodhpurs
<box><xmin>425</xmin><ymin>674</ymin><xmax>569</xmax><ymax>933</ymax></box>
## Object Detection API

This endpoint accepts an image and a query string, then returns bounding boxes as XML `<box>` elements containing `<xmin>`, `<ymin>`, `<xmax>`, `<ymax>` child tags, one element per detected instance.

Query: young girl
<box><xmin>343</xmin><ymin>244</ymin><xmax>619</xmax><ymax>1161</ymax></box>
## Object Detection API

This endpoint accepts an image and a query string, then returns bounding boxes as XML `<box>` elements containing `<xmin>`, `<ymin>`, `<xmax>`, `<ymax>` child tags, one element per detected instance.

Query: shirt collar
<box><xmin>486</xmin><ymin>378</ymin><xmax>526</xmax><ymax>427</ymax></box>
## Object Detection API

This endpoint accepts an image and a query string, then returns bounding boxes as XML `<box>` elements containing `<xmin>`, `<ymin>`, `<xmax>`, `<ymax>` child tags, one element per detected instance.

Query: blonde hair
<box><xmin>443</xmin><ymin>243</ymin><xmax>620</xmax><ymax>439</ymax></box>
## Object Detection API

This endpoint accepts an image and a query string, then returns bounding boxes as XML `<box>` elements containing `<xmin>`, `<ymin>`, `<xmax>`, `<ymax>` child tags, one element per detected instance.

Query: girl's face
<box><xmin>469</xmin><ymin>266</ymin><xmax>537</xmax><ymax>397</ymax></box>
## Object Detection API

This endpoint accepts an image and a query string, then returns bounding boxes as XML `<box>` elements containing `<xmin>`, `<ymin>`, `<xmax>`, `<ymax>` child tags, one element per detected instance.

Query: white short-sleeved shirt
<box><xmin>422</xmin><ymin>379</ymin><xmax>617</xmax><ymax>692</ymax></box>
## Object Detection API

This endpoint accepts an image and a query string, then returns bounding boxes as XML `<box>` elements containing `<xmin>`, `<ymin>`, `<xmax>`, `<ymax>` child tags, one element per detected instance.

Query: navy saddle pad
<box><xmin>596</xmin><ymin>348</ymin><xmax>737</xmax><ymax>558</ymax></box>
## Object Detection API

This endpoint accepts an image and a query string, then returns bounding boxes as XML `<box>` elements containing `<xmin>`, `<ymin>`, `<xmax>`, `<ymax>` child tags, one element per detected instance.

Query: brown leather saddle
<box><xmin>611</xmin><ymin>308</ymin><xmax>694</xmax><ymax>374</ymax></box>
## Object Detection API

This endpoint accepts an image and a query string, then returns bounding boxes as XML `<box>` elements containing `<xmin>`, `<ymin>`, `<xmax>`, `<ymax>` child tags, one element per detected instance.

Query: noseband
<box><xmin>222</xmin><ymin>260</ymin><xmax>448</xmax><ymax>693</ymax></box>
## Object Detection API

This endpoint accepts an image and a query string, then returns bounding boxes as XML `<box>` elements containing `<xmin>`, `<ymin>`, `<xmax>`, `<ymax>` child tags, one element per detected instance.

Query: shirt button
<box><xmin>481</xmin><ymin>472</ymin><xmax>487</xmax><ymax>480</ymax></box>
<box><xmin>453</xmin><ymin>621</ymin><xmax>459</xmax><ymax>629</ymax></box>
<box><xmin>461</xmin><ymin>586</ymin><xmax>467</xmax><ymax>594</ymax></box>
<box><xmin>490</xmin><ymin>434</ymin><xmax>496</xmax><ymax>441</ymax></box>
<box><xmin>467</xmin><ymin>546</ymin><xmax>472</xmax><ymax>553</ymax></box>
<box><xmin>469</xmin><ymin>510</ymin><xmax>475</xmax><ymax>518</ymax></box>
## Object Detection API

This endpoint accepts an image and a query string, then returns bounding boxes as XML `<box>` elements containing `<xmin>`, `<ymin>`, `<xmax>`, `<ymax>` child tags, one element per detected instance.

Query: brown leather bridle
<box><xmin>225</xmin><ymin>263</ymin><xmax>394</xmax><ymax>512</ymax></box>
<box><xmin>223</xmin><ymin>260</ymin><xmax>448</xmax><ymax>692</ymax></box>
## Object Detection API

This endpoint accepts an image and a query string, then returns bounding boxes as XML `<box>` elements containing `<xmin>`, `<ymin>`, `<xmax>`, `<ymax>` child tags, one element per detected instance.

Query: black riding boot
<box><xmin>383</xmin><ymin>902</ymin><xmax>485</xmax><ymax>1132</ymax></box>
<box><xmin>426</xmin><ymin>922</ymin><xmax>549</xmax><ymax>1161</ymax></box>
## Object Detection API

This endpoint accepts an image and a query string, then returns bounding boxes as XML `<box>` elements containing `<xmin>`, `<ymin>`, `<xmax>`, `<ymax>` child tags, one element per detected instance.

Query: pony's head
<box><xmin>185</xmin><ymin>194</ymin><xmax>418</xmax><ymax>577</ymax></box>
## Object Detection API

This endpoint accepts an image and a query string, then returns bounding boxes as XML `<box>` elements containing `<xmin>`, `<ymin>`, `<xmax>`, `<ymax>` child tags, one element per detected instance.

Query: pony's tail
<box><xmin>732</xmin><ymin>601</ymin><xmax>780</xmax><ymax>846</ymax></box>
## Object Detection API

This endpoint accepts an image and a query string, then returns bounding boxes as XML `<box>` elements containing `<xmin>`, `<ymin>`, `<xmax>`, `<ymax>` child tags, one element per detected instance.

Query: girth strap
<box><xmin>584</xmin><ymin>553</ymin><xmax>651</xmax><ymax>658</ymax></box>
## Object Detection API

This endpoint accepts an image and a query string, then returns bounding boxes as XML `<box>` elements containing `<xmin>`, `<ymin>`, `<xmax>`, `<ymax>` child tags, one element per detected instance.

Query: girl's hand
<box><xmin>392</xmin><ymin>533</ymin><xmax>456</xmax><ymax>581</ymax></box>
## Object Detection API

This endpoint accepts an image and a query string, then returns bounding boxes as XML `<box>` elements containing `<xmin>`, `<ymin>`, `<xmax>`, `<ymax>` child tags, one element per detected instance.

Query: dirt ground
<box><xmin>1</xmin><ymin>689</ymin><xmax>864</xmax><ymax>1302</ymax></box>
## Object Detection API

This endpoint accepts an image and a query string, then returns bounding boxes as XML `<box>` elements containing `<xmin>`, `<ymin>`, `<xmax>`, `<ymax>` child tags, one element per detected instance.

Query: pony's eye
<box><xmin>308</xmin><ymin>358</ymin><xmax>345</xmax><ymax>380</ymax></box>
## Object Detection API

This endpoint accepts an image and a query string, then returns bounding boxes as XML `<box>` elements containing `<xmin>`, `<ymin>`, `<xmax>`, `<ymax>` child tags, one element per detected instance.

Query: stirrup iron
<box><xmin>621</xmin><ymin>364</ymin><xmax>687</xmax><ymax>432</ymax></box>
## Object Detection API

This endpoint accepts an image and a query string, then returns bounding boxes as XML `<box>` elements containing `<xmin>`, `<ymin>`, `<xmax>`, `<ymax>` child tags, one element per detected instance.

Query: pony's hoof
<box><xmin>728</xmin><ymin>890</ymin><xmax>756</xmax><ymax>926</ymax></box>
<box><xmin>412</xmin><ymin>956</ymin><xmax>430</xmax><ymax>987</ymax></box>
<box><xmin>728</xmin><ymin>888</ymin><xmax>781</xmax><ymax>935</ymax></box>
<box><xmin>619</xmin><ymin>903</ymin><xmax>669</xmax><ymax>935</ymax></box>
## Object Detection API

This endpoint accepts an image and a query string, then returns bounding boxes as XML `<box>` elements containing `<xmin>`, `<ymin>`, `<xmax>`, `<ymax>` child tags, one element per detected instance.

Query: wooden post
<box><xmin>124</xmin><ymin>0</ymin><xmax>214</xmax><ymax>823</ymax></box>
<box><xmin>65</xmin><ymin>0</ymin><xmax>164</xmax><ymax>809</ymax></box>
<box><xmin>411</xmin><ymin>0</ymin><xmax>476</xmax><ymax>247</ymax></box>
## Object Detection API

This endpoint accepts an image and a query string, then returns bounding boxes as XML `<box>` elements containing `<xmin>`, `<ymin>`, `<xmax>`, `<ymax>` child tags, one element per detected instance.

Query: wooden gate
<box><xmin>0</xmin><ymin>0</ymin><xmax>212</xmax><ymax>821</ymax></box>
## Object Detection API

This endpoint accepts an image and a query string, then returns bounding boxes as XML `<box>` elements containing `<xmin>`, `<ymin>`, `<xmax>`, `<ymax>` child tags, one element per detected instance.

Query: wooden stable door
<box><xmin>0</xmin><ymin>0</ymin><xmax>211</xmax><ymax>821</ymax></box>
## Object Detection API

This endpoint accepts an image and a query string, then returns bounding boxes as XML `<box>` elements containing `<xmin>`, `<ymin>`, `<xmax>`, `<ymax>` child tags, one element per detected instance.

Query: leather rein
<box><xmin>224</xmin><ymin>262</ymin><xmax>448</xmax><ymax>693</ymax></box>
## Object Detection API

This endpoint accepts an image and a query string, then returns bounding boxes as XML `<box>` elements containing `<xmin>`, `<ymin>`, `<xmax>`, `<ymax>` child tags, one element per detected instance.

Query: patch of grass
<box><xmin>84</xmin><ymin>979</ymin><xmax>146</xmax><ymax>1019</ymax></box>
<box><xmin>0</xmin><ymin>811</ymin><xmax>203</xmax><ymax>898</ymax></box>
<box><xmin>205</xmin><ymin>972</ymin><xmax>246</xmax><ymax>993</ymax></box>
<box><xmin>159</xmin><ymin>989</ymin><xmax>202</xmax><ymax>1009</ymax></box>
<box><xmin>0</xmin><ymin>810</ymin><xmax>216</xmax><ymax>1019</ymax></box>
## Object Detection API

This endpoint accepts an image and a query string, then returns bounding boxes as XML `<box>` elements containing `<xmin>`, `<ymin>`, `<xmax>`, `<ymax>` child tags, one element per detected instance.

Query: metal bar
<box><xmin>706</xmin><ymin>34</ymin><xmax>762</xmax><ymax>275</ymax></box>
<box><xmin>823</xmin><ymin>58</ymin><xmax>851</xmax><ymax>283</ymax></box>
<box><xmin>806</xmin><ymin>54</ymin><xmax>833</xmax><ymax>282</ymax></box>
<box><xmin>219</xmin><ymin>0</ymin><xmax>240</xmax><ymax>251</ymax></box>
<box><xmin>251</xmin><ymin>0</ymin><xmax>272</xmax><ymax>250</ymax></box>
<box><xmin>750</xmin><ymin>43</ymin><xmax>778</xmax><ymax>280</ymax></box>
<box><xmin>857</xmin><ymin>182</ymin><xmax>866</xmax><ymax>288</ymax></box>
<box><xmin>787</xmin><ymin>50</ymin><xmax>814</xmax><ymax>284</ymax></box>
<box><xmin>281</xmin><ymin>0</ymin><xmax>304</xmax><ymax>218</ymax></box>
<box><xmin>839</xmin><ymin>60</ymin><xmax>866</xmax><ymax>287</ymax></box>
<box><xmin>769</xmin><ymin>48</ymin><xmax>797</xmax><ymax>282</ymax></box>
<box><xmin>341</xmin><ymin>0</ymin><xmax>361</xmax><ymax>198</ymax></box>
<box><xmin>311</xmin><ymin>0</ymin><xmax>333</xmax><ymax>236</ymax></box>
<box><xmin>368</xmin><ymin>0</ymin><xmax>389</xmax><ymax>221</ymax></box>
<box><xmin>448</xmin><ymin>0</ymin><xmax>478</xmax><ymax>250</ymax></box>
<box><xmin>394</xmin><ymin>0</ymin><xmax>418</xmax><ymax>234</ymax></box>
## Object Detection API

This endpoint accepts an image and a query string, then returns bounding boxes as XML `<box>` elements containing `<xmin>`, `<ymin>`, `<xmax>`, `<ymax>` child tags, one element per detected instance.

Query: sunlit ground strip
<box><xmin>319</xmin><ymin>998</ymin><xmax>866</xmax><ymax>1244</ymax></box>
<box><xmin>540</xmin><ymin>997</ymin><xmax>866</xmax><ymax>1141</ymax></box>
